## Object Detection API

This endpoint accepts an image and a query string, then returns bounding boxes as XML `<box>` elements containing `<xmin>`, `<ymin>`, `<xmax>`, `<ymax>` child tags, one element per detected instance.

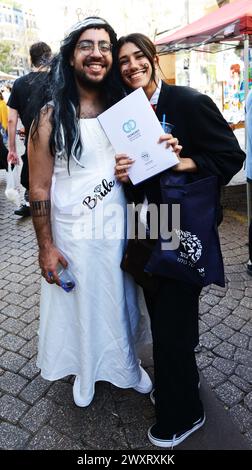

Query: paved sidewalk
<box><xmin>0</xmin><ymin>170</ymin><xmax>251</xmax><ymax>451</ymax></box>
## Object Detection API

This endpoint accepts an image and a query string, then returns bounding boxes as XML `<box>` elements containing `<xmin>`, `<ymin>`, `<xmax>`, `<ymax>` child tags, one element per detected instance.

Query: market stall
<box><xmin>155</xmin><ymin>0</ymin><xmax>252</xmax><ymax>218</ymax></box>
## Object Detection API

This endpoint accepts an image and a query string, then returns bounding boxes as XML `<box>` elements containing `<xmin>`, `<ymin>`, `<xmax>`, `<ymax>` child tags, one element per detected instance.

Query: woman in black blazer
<box><xmin>115</xmin><ymin>33</ymin><xmax>245</xmax><ymax>448</ymax></box>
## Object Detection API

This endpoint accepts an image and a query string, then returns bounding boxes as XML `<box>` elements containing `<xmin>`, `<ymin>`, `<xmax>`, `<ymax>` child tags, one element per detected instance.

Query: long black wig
<box><xmin>31</xmin><ymin>17</ymin><xmax>125</xmax><ymax>167</ymax></box>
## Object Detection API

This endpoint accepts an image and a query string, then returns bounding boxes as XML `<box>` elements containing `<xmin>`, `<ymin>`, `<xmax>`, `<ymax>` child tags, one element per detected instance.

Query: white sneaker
<box><xmin>73</xmin><ymin>376</ymin><xmax>93</xmax><ymax>407</ymax></box>
<box><xmin>133</xmin><ymin>366</ymin><xmax>153</xmax><ymax>394</ymax></box>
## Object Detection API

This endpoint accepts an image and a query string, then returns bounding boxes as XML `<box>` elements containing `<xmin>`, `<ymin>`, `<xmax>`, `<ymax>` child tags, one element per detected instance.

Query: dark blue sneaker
<box><xmin>148</xmin><ymin>413</ymin><xmax>205</xmax><ymax>448</ymax></box>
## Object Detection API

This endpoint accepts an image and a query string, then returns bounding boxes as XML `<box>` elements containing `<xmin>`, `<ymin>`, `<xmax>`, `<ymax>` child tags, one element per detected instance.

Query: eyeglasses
<box><xmin>75</xmin><ymin>40</ymin><xmax>113</xmax><ymax>55</ymax></box>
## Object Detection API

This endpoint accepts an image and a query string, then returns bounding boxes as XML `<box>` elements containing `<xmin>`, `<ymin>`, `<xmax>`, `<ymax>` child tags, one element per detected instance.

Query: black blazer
<box><xmin>125</xmin><ymin>81</ymin><xmax>245</xmax><ymax>211</ymax></box>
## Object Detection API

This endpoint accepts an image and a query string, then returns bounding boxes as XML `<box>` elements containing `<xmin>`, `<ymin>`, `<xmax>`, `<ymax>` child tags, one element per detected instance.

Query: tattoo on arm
<box><xmin>30</xmin><ymin>200</ymin><xmax>51</xmax><ymax>217</ymax></box>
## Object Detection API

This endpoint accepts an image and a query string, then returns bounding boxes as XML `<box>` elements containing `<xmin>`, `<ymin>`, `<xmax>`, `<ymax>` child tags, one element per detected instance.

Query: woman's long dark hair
<box><xmin>31</xmin><ymin>17</ymin><xmax>125</xmax><ymax>167</ymax></box>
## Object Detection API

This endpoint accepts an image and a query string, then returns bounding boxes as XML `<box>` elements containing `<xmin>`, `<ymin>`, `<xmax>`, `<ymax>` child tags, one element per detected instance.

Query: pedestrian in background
<box><xmin>7</xmin><ymin>41</ymin><xmax>52</xmax><ymax>217</ymax></box>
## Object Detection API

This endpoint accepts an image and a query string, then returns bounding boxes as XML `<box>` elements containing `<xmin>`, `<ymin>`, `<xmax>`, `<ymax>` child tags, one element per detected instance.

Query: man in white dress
<box><xmin>28</xmin><ymin>17</ymin><xmax>152</xmax><ymax>407</ymax></box>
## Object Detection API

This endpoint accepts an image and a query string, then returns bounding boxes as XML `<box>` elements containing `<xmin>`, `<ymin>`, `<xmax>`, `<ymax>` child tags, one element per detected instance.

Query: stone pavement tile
<box><xmin>1</xmin><ymin>304</ymin><xmax>25</xmax><ymax>319</ymax></box>
<box><xmin>4</xmin><ymin>282</ymin><xmax>26</xmax><ymax>294</ymax></box>
<box><xmin>235</xmin><ymin>364</ymin><xmax>252</xmax><ymax>384</ymax></box>
<box><xmin>0</xmin><ymin>423</ymin><xmax>30</xmax><ymax>449</ymax></box>
<box><xmin>18</xmin><ymin>336</ymin><xmax>38</xmax><ymax>359</ymax></box>
<box><xmin>124</xmin><ymin>421</ymin><xmax>154</xmax><ymax>449</ymax></box>
<box><xmin>20</xmin><ymin>397</ymin><xmax>57</xmax><ymax>433</ymax></box>
<box><xmin>46</xmin><ymin>381</ymin><xmax>75</xmax><ymax>406</ymax></box>
<box><xmin>212</xmin><ymin>357</ymin><xmax>236</xmax><ymax>375</ymax></box>
<box><xmin>215</xmin><ymin>381</ymin><xmax>244</xmax><ymax>407</ymax></box>
<box><xmin>20</xmin><ymin>294</ymin><xmax>40</xmax><ymax>310</ymax></box>
<box><xmin>21</xmin><ymin>307</ymin><xmax>39</xmax><ymax>324</ymax></box>
<box><xmin>200</xmin><ymin>294</ymin><xmax>220</xmax><ymax>307</ymax></box>
<box><xmin>0</xmin><ymin>262</ymin><xmax>10</xmax><ymax>272</ymax></box>
<box><xmin>199</xmin><ymin>319</ymin><xmax>210</xmax><ymax>334</ymax></box>
<box><xmin>229</xmin><ymin>375</ymin><xmax>252</xmax><ymax>393</ymax></box>
<box><xmin>21</xmin><ymin>265</ymin><xmax>39</xmax><ymax>277</ymax></box>
<box><xmin>245</xmin><ymin>287</ymin><xmax>252</xmax><ymax>297</ymax></box>
<box><xmin>0</xmin><ymin>289</ymin><xmax>8</xmax><ymax>300</ymax></box>
<box><xmin>213</xmin><ymin>341</ymin><xmax>236</xmax><ymax>359</ymax></box>
<box><xmin>20</xmin><ymin>273</ymin><xmax>41</xmax><ymax>285</ymax></box>
<box><xmin>19</xmin><ymin>320</ymin><xmax>39</xmax><ymax>340</ymax></box>
<box><xmin>244</xmin><ymin>392</ymin><xmax>252</xmax><ymax>412</ymax></box>
<box><xmin>20</xmin><ymin>284</ymin><xmax>40</xmax><ymax>298</ymax></box>
<box><xmin>196</xmin><ymin>353</ymin><xmax>214</xmax><ymax>370</ymax></box>
<box><xmin>229</xmin><ymin>332</ymin><xmax>249</xmax><ymax>349</ymax></box>
<box><xmin>0</xmin><ymin>300</ymin><xmax>8</xmax><ymax>310</ymax></box>
<box><xmin>116</xmin><ymin>396</ymin><xmax>155</xmax><ymax>425</ymax></box>
<box><xmin>0</xmin><ymin>333</ymin><xmax>26</xmax><ymax>352</ymax></box>
<box><xmin>234</xmin><ymin>349</ymin><xmax>252</xmax><ymax>368</ymax></box>
<box><xmin>6</xmin><ymin>264</ymin><xmax>24</xmax><ymax>274</ymax></box>
<box><xmin>240</xmin><ymin>321</ymin><xmax>252</xmax><ymax>337</ymax></box>
<box><xmin>82</xmin><ymin>420</ymin><xmax>130</xmax><ymax>450</ymax></box>
<box><xmin>3</xmin><ymin>292</ymin><xmax>26</xmax><ymax>306</ymax></box>
<box><xmin>20</xmin><ymin>257</ymin><xmax>37</xmax><ymax>268</ymax></box>
<box><xmin>0</xmin><ymin>394</ymin><xmax>29</xmax><ymax>423</ymax></box>
<box><xmin>209</xmin><ymin>305</ymin><xmax>230</xmax><ymax>319</ymax></box>
<box><xmin>0</xmin><ymin>371</ymin><xmax>28</xmax><ymax>396</ymax></box>
<box><xmin>229</xmin><ymin>404</ymin><xmax>252</xmax><ymax>433</ymax></box>
<box><xmin>229</xmin><ymin>281</ymin><xmax>245</xmax><ymax>290</ymax></box>
<box><xmin>0</xmin><ymin>346</ymin><xmax>5</xmax><ymax>356</ymax></box>
<box><xmin>201</xmin><ymin>313</ymin><xmax>221</xmax><ymax>328</ymax></box>
<box><xmin>249</xmin><ymin>338</ymin><xmax>252</xmax><ymax>352</ymax></box>
<box><xmin>27</xmin><ymin>425</ymin><xmax>83</xmax><ymax>450</ymax></box>
<box><xmin>19</xmin><ymin>357</ymin><xmax>40</xmax><ymax>380</ymax></box>
<box><xmin>199</xmin><ymin>302</ymin><xmax>211</xmax><ymax>314</ymax></box>
<box><xmin>0</xmin><ymin>351</ymin><xmax>27</xmax><ymax>373</ymax></box>
<box><xmin>49</xmin><ymin>406</ymin><xmax>90</xmax><ymax>442</ymax></box>
<box><xmin>199</xmin><ymin>332</ymin><xmax>221</xmax><ymax>350</ymax></box>
<box><xmin>228</xmin><ymin>288</ymin><xmax>245</xmax><ymax>301</ymax></box>
<box><xmin>0</xmin><ymin>279</ymin><xmax>8</xmax><ymax>290</ymax></box>
<box><xmin>4</xmin><ymin>272</ymin><xmax>24</xmax><ymax>283</ymax></box>
<box><xmin>241</xmin><ymin>297</ymin><xmax>252</xmax><ymax>309</ymax></box>
<box><xmin>219</xmin><ymin>296</ymin><xmax>239</xmax><ymax>309</ymax></box>
<box><xmin>19</xmin><ymin>375</ymin><xmax>51</xmax><ymax>404</ymax></box>
<box><xmin>223</xmin><ymin>315</ymin><xmax>246</xmax><ymax>331</ymax></box>
<box><xmin>212</xmin><ymin>324</ymin><xmax>235</xmax><ymax>341</ymax></box>
<box><xmin>244</xmin><ymin>429</ymin><xmax>252</xmax><ymax>449</ymax></box>
<box><xmin>202</xmin><ymin>366</ymin><xmax>226</xmax><ymax>387</ymax></box>
<box><xmin>208</xmin><ymin>286</ymin><xmax>227</xmax><ymax>297</ymax></box>
<box><xmin>0</xmin><ymin>329</ymin><xmax>6</xmax><ymax>339</ymax></box>
<box><xmin>1</xmin><ymin>318</ymin><xmax>26</xmax><ymax>335</ymax></box>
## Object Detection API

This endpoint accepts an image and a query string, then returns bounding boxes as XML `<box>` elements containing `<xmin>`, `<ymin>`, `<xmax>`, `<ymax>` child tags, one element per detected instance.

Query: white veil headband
<box><xmin>64</xmin><ymin>17</ymin><xmax>107</xmax><ymax>37</ymax></box>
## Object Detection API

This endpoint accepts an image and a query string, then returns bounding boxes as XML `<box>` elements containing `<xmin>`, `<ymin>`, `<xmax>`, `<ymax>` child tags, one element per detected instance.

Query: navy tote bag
<box><xmin>145</xmin><ymin>172</ymin><xmax>225</xmax><ymax>288</ymax></box>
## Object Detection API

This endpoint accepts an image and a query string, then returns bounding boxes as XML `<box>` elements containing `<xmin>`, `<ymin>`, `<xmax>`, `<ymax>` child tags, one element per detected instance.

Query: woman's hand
<box><xmin>158</xmin><ymin>134</ymin><xmax>182</xmax><ymax>157</ymax></box>
<box><xmin>158</xmin><ymin>134</ymin><xmax>197</xmax><ymax>172</ymax></box>
<box><xmin>115</xmin><ymin>154</ymin><xmax>135</xmax><ymax>183</ymax></box>
<box><xmin>172</xmin><ymin>157</ymin><xmax>198</xmax><ymax>172</ymax></box>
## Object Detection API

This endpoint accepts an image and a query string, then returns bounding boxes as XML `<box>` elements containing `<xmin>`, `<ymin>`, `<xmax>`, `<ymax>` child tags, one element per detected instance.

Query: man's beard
<box><xmin>74</xmin><ymin>67</ymin><xmax>110</xmax><ymax>90</ymax></box>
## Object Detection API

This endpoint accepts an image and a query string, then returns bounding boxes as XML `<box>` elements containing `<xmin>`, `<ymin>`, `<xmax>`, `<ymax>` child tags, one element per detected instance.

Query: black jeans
<box><xmin>144</xmin><ymin>277</ymin><xmax>204</xmax><ymax>434</ymax></box>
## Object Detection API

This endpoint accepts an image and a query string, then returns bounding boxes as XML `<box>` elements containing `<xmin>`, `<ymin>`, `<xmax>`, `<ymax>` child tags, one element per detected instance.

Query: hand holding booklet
<box><xmin>98</xmin><ymin>88</ymin><xmax>179</xmax><ymax>185</ymax></box>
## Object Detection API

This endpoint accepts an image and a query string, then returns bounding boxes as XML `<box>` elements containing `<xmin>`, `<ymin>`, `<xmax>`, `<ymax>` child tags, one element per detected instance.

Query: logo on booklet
<box><xmin>122</xmin><ymin>119</ymin><xmax>136</xmax><ymax>133</ymax></box>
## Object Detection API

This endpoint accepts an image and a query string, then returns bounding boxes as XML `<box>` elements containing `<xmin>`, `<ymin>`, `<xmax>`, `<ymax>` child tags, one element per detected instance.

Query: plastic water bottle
<box><xmin>48</xmin><ymin>264</ymin><xmax>76</xmax><ymax>293</ymax></box>
<box><xmin>57</xmin><ymin>265</ymin><xmax>75</xmax><ymax>292</ymax></box>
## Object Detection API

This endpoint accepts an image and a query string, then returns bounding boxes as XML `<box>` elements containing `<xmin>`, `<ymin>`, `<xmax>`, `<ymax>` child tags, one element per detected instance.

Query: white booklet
<box><xmin>98</xmin><ymin>87</ymin><xmax>179</xmax><ymax>185</ymax></box>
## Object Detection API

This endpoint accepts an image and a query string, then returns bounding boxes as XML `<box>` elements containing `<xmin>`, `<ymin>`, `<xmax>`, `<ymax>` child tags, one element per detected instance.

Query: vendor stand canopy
<box><xmin>155</xmin><ymin>0</ymin><xmax>252</xmax><ymax>54</ymax></box>
<box><xmin>156</xmin><ymin>0</ymin><xmax>252</xmax><ymax>222</ymax></box>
